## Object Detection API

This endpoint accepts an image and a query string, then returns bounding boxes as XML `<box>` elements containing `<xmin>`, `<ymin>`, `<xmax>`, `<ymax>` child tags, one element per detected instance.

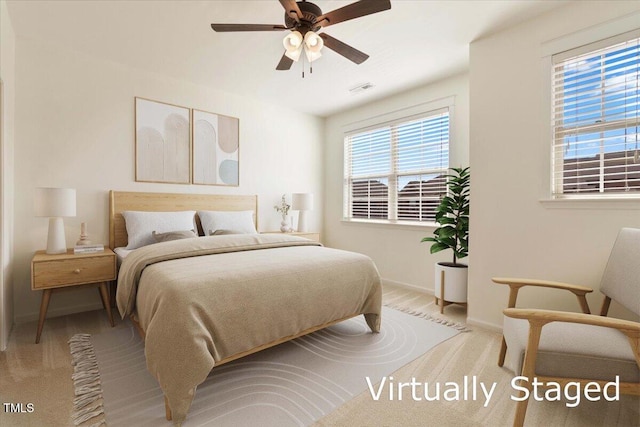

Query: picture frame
<box><xmin>192</xmin><ymin>109</ymin><xmax>239</xmax><ymax>186</ymax></box>
<box><xmin>135</xmin><ymin>97</ymin><xmax>191</xmax><ymax>184</ymax></box>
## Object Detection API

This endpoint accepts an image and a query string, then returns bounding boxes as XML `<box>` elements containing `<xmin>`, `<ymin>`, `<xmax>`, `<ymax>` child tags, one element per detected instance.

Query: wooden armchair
<box><xmin>494</xmin><ymin>228</ymin><xmax>640</xmax><ymax>427</ymax></box>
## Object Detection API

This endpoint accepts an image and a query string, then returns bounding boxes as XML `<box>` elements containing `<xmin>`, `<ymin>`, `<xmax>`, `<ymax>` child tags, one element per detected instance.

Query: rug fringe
<box><xmin>384</xmin><ymin>303</ymin><xmax>472</xmax><ymax>332</ymax></box>
<box><xmin>68</xmin><ymin>334</ymin><xmax>106</xmax><ymax>426</ymax></box>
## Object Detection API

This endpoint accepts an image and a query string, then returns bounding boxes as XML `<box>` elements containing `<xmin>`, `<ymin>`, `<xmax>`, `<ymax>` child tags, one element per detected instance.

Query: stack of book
<box><xmin>73</xmin><ymin>244</ymin><xmax>104</xmax><ymax>254</ymax></box>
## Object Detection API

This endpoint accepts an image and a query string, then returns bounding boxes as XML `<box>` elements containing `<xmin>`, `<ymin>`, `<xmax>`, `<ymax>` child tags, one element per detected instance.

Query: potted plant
<box><xmin>421</xmin><ymin>167</ymin><xmax>470</xmax><ymax>311</ymax></box>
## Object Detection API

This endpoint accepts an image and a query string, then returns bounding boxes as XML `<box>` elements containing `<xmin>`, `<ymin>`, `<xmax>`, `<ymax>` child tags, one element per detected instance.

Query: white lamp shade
<box><xmin>305</xmin><ymin>49</ymin><xmax>322</xmax><ymax>63</ymax></box>
<box><xmin>283</xmin><ymin>31</ymin><xmax>303</xmax><ymax>62</ymax></box>
<box><xmin>35</xmin><ymin>187</ymin><xmax>76</xmax><ymax>254</ymax></box>
<box><xmin>284</xmin><ymin>46</ymin><xmax>302</xmax><ymax>62</ymax></box>
<box><xmin>35</xmin><ymin>188</ymin><xmax>76</xmax><ymax>217</ymax></box>
<box><xmin>292</xmin><ymin>193</ymin><xmax>313</xmax><ymax>211</ymax></box>
<box><xmin>283</xmin><ymin>31</ymin><xmax>303</xmax><ymax>49</ymax></box>
<box><xmin>304</xmin><ymin>32</ymin><xmax>323</xmax><ymax>51</ymax></box>
<box><xmin>303</xmin><ymin>32</ymin><xmax>323</xmax><ymax>63</ymax></box>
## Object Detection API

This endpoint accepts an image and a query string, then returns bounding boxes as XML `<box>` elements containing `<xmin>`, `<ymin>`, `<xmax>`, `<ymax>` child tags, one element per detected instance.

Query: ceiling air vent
<box><xmin>349</xmin><ymin>82</ymin><xmax>375</xmax><ymax>95</ymax></box>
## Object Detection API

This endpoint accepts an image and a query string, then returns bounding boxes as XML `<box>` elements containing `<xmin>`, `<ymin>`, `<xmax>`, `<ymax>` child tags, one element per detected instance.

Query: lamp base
<box><xmin>297</xmin><ymin>211</ymin><xmax>309</xmax><ymax>232</ymax></box>
<box><xmin>46</xmin><ymin>217</ymin><xmax>68</xmax><ymax>254</ymax></box>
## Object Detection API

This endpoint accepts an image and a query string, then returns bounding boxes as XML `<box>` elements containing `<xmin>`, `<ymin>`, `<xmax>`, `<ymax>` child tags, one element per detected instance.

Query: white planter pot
<box><xmin>435</xmin><ymin>262</ymin><xmax>468</xmax><ymax>303</ymax></box>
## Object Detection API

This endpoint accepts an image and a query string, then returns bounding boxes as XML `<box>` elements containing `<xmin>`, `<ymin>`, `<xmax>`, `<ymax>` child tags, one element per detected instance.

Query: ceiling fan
<box><xmin>211</xmin><ymin>0</ymin><xmax>392</xmax><ymax>71</ymax></box>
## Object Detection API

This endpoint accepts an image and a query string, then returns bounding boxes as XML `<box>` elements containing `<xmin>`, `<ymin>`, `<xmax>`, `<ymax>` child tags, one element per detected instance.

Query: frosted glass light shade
<box><xmin>285</xmin><ymin>47</ymin><xmax>302</xmax><ymax>62</ymax></box>
<box><xmin>305</xmin><ymin>49</ymin><xmax>322</xmax><ymax>63</ymax></box>
<box><xmin>283</xmin><ymin>31</ymin><xmax>303</xmax><ymax>50</ymax></box>
<box><xmin>292</xmin><ymin>193</ymin><xmax>313</xmax><ymax>232</ymax></box>
<box><xmin>35</xmin><ymin>187</ymin><xmax>76</xmax><ymax>254</ymax></box>
<box><xmin>283</xmin><ymin>31</ymin><xmax>303</xmax><ymax>61</ymax></box>
<box><xmin>303</xmin><ymin>32</ymin><xmax>323</xmax><ymax>63</ymax></box>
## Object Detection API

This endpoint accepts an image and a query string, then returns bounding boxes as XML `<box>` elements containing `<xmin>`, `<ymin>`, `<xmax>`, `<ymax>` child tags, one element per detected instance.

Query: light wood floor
<box><xmin>0</xmin><ymin>284</ymin><xmax>638</xmax><ymax>426</ymax></box>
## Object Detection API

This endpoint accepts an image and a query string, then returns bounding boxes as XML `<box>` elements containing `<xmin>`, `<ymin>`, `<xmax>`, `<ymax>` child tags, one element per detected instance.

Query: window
<box><xmin>343</xmin><ymin>108</ymin><xmax>450</xmax><ymax>224</ymax></box>
<box><xmin>552</xmin><ymin>32</ymin><xmax>639</xmax><ymax>197</ymax></box>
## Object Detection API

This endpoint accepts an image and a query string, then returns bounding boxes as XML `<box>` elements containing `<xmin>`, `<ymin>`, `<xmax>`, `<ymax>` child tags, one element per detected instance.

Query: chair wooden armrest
<box><xmin>492</xmin><ymin>277</ymin><xmax>593</xmax><ymax>314</ymax></box>
<box><xmin>493</xmin><ymin>277</ymin><xmax>593</xmax><ymax>368</ymax></box>
<box><xmin>503</xmin><ymin>308</ymin><xmax>640</xmax><ymax>334</ymax></box>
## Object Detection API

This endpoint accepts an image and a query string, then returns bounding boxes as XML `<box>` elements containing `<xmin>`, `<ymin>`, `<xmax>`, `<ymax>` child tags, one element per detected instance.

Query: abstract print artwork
<box><xmin>135</xmin><ymin>98</ymin><xmax>190</xmax><ymax>184</ymax></box>
<box><xmin>192</xmin><ymin>109</ymin><xmax>239</xmax><ymax>186</ymax></box>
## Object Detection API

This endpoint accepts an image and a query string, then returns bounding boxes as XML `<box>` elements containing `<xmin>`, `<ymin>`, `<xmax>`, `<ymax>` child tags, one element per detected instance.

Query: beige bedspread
<box><xmin>116</xmin><ymin>234</ymin><xmax>382</xmax><ymax>425</ymax></box>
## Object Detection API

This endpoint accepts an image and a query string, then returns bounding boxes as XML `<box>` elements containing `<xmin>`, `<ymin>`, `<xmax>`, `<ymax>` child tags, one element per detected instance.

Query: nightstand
<box><xmin>31</xmin><ymin>248</ymin><xmax>117</xmax><ymax>343</ymax></box>
<box><xmin>262</xmin><ymin>231</ymin><xmax>321</xmax><ymax>243</ymax></box>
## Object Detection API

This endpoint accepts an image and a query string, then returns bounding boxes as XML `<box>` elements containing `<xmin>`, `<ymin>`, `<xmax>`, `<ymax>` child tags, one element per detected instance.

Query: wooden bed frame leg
<box><xmin>164</xmin><ymin>395</ymin><xmax>172</xmax><ymax>421</ymax></box>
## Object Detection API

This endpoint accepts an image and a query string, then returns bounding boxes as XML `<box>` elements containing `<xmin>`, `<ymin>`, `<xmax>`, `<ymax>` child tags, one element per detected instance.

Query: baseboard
<box><xmin>14</xmin><ymin>302</ymin><xmax>105</xmax><ymax>324</ymax></box>
<box><xmin>466</xmin><ymin>316</ymin><xmax>503</xmax><ymax>333</ymax></box>
<box><xmin>381</xmin><ymin>278</ymin><xmax>433</xmax><ymax>295</ymax></box>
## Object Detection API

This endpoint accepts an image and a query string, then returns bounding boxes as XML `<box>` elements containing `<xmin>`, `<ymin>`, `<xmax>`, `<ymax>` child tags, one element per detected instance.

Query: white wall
<box><xmin>13</xmin><ymin>37</ymin><xmax>324</xmax><ymax>323</ymax></box>
<box><xmin>0</xmin><ymin>0</ymin><xmax>16</xmax><ymax>350</ymax></box>
<box><xmin>468</xmin><ymin>1</ymin><xmax>640</xmax><ymax>330</ymax></box>
<box><xmin>324</xmin><ymin>74</ymin><xmax>469</xmax><ymax>293</ymax></box>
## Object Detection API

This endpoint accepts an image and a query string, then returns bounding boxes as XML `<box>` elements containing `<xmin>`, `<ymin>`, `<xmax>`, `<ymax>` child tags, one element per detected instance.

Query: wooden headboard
<box><xmin>109</xmin><ymin>191</ymin><xmax>259</xmax><ymax>249</ymax></box>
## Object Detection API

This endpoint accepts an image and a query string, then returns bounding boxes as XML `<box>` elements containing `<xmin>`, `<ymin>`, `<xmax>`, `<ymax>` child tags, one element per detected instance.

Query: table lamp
<box><xmin>292</xmin><ymin>193</ymin><xmax>313</xmax><ymax>232</ymax></box>
<box><xmin>35</xmin><ymin>187</ymin><xmax>76</xmax><ymax>254</ymax></box>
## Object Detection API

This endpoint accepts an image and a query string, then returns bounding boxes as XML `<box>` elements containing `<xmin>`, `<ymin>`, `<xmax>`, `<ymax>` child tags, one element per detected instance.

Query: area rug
<box><xmin>70</xmin><ymin>307</ymin><xmax>460</xmax><ymax>426</ymax></box>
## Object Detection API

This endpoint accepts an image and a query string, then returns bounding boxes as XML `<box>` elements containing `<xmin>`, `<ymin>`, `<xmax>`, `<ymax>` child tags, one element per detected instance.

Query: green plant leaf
<box><xmin>440</xmin><ymin>237</ymin><xmax>456</xmax><ymax>247</ymax></box>
<box><xmin>438</xmin><ymin>226</ymin><xmax>457</xmax><ymax>238</ymax></box>
<box><xmin>430</xmin><ymin>243</ymin><xmax>449</xmax><ymax>254</ymax></box>
<box><xmin>437</xmin><ymin>217</ymin><xmax>455</xmax><ymax>225</ymax></box>
<box><xmin>422</xmin><ymin>166</ymin><xmax>470</xmax><ymax>258</ymax></box>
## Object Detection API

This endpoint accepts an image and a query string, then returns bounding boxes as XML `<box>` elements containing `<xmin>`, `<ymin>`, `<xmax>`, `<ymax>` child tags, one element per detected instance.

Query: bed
<box><xmin>109</xmin><ymin>191</ymin><xmax>382</xmax><ymax>425</ymax></box>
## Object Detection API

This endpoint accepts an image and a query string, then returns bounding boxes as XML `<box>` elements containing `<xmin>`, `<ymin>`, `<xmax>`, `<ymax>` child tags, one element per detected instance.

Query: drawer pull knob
<box><xmin>73</xmin><ymin>269</ymin><xmax>81</xmax><ymax>274</ymax></box>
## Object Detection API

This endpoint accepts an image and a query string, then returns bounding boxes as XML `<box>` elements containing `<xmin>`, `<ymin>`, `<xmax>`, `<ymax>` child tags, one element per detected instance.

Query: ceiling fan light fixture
<box><xmin>304</xmin><ymin>31</ymin><xmax>323</xmax><ymax>50</ymax></box>
<box><xmin>305</xmin><ymin>49</ymin><xmax>322</xmax><ymax>63</ymax></box>
<box><xmin>285</xmin><ymin>46</ymin><xmax>302</xmax><ymax>62</ymax></box>
<box><xmin>303</xmin><ymin>31</ymin><xmax>323</xmax><ymax>63</ymax></box>
<box><xmin>283</xmin><ymin>31</ymin><xmax>303</xmax><ymax>50</ymax></box>
<box><xmin>283</xmin><ymin>31</ymin><xmax>304</xmax><ymax>62</ymax></box>
<box><xmin>211</xmin><ymin>0</ymin><xmax>392</xmax><ymax>72</ymax></box>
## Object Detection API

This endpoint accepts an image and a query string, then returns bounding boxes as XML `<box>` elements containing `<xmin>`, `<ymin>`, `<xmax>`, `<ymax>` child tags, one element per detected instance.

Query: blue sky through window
<box><xmin>554</xmin><ymin>35</ymin><xmax>640</xmax><ymax>194</ymax></box>
<box><xmin>560</xmin><ymin>40</ymin><xmax>639</xmax><ymax>160</ymax></box>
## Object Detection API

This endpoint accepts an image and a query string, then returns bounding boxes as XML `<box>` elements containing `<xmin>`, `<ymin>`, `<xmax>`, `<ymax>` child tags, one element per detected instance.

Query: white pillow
<box><xmin>198</xmin><ymin>210</ymin><xmax>257</xmax><ymax>235</ymax></box>
<box><xmin>122</xmin><ymin>210</ymin><xmax>196</xmax><ymax>249</ymax></box>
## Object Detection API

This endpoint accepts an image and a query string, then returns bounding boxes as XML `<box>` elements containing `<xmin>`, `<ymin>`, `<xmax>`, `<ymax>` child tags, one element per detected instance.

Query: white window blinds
<box><xmin>552</xmin><ymin>32</ymin><xmax>640</xmax><ymax>197</ymax></box>
<box><xmin>344</xmin><ymin>109</ymin><xmax>450</xmax><ymax>223</ymax></box>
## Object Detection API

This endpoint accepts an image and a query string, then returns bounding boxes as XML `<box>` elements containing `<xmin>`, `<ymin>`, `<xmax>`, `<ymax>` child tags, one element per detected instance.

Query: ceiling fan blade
<box><xmin>276</xmin><ymin>53</ymin><xmax>294</xmax><ymax>70</ymax></box>
<box><xmin>278</xmin><ymin>0</ymin><xmax>303</xmax><ymax>23</ymax></box>
<box><xmin>211</xmin><ymin>24</ymin><xmax>288</xmax><ymax>32</ymax></box>
<box><xmin>315</xmin><ymin>0</ymin><xmax>391</xmax><ymax>29</ymax></box>
<box><xmin>319</xmin><ymin>33</ymin><xmax>369</xmax><ymax>64</ymax></box>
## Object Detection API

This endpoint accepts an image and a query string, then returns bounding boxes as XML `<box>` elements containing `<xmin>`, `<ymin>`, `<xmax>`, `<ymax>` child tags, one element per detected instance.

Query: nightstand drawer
<box><xmin>32</xmin><ymin>255</ymin><xmax>116</xmax><ymax>289</ymax></box>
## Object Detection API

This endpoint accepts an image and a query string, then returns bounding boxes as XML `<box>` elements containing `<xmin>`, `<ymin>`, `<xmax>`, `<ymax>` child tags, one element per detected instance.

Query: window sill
<box><xmin>340</xmin><ymin>218</ymin><xmax>438</xmax><ymax>231</ymax></box>
<box><xmin>539</xmin><ymin>197</ymin><xmax>640</xmax><ymax>210</ymax></box>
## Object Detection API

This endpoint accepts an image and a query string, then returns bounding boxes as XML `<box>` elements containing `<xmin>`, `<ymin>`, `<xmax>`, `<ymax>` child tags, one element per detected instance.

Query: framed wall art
<box><xmin>135</xmin><ymin>97</ymin><xmax>191</xmax><ymax>184</ymax></box>
<box><xmin>192</xmin><ymin>109</ymin><xmax>239</xmax><ymax>186</ymax></box>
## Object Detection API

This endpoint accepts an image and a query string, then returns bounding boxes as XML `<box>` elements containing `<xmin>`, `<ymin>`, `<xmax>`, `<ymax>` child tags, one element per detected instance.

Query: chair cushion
<box><xmin>503</xmin><ymin>315</ymin><xmax>639</xmax><ymax>383</ymax></box>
